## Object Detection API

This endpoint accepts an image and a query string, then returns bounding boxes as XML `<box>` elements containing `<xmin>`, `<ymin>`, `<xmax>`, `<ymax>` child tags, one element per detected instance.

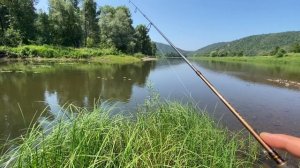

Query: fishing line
<box><xmin>128</xmin><ymin>0</ymin><xmax>292</xmax><ymax>167</ymax></box>
<box><xmin>156</xmin><ymin>46</ymin><xmax>198</xmax><ymax>105</ymax></box>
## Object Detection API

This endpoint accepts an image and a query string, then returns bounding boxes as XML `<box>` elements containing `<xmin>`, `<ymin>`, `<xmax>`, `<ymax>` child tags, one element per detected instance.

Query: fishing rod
<box><xmin>128</xmin><ymin>1</ymin><xmax>292</xmax><ymax>167</ymax></box>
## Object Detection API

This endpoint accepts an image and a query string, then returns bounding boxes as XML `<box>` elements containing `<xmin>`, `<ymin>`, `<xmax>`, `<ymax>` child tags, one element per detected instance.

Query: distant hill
<box><xmin>193</xmin><ymin>31</ymin><xmax>300</xmax><ymax>56</ymax></box>
<box><xmin>155</xmin><ymin>42</ymin><xmax>191</xmax><ymax>57</ymax></box>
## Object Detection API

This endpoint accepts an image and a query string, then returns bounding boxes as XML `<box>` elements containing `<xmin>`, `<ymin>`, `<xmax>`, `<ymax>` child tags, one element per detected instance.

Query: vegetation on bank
<box><xmin>193</xmin><ymin>53</ymin><xmax>300</xmax><ymax>65</ymax></box>
<box><xmin>0</xmin><ymin>1</ymin><xmax>156</xmax><ymax>56</ymax></box>
<box><xmin>0</xmin><ymin>101</ymin><xmax>260</xmax><ymax>167</ymax></box>
<box><xmin>0</xmin><ymin>45</ymin><xmax>144</xmax><ymax>64</ymax></box>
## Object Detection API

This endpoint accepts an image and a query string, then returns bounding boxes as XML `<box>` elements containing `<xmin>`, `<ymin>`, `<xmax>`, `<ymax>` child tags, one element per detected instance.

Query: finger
<box><xmin>260</xmin><ymin>132</ymin><xmax>300</xmax><ymax>158</ymax></box>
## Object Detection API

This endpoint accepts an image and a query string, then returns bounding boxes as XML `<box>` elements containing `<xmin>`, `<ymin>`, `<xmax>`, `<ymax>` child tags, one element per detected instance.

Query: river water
<box><xmin>0</xmin><ymin>59</ymin><xmax>300</xmax><ymax>165</ymax></box>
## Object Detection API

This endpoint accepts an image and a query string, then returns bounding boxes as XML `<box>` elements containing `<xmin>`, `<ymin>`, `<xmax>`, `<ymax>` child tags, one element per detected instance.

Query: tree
<box><xmin>151</xmin><ymin>42</ymin><xmax>157</xmax><ymax>56</ymax></box>
<box><xmin>49</xmin><ymin>0</ymin><xmax>82</xmax><ymax>47</ymax></box>
<box><xmin>217</xmin><ymin>49</ymin><xmax>228</xmax><ymax>57</ymax></box>
<box><xmin>210</xmin><ymin>51</ymin><xmax>218</xmax><ymax>57</ymax></box>
<box><xmin>134</xmin><ymin>24</ymin><xmax>153</xmax><ymax>55</ymax></box>
<box><xmin>82</xmin><ymin>0</ymin><xmax>99</xmax><ymax>47</ymax></box>
<box><xmin>0</xmin><ymin>3</ymin><xmax>9</xmax><ymax>34</ymax></box>
<box><xmin>2</xmin><ymin>27</ymin><xmax>22</xmax><ymax>46</ymax></box>
<box><xmin>291</xmin><ymin>43</ymin><xmax>300</xmax><ymax>53</ymax></box>
<box><xmin>270</xmin><ymin>46</ymin><xmax>280</xmax><ymax>56</ymax></box>
<box><xmin>4</xmin><ymin>0</ymin><xmax>37</xmax><ymax>43</ymax></box>
<box><xmin>99</xmin><ymin>6</ymin><xmax>134</xmax><ymax>52</ymax></box>
<box><xmin>35</xmin><ymin>11</ymin><xmax>52</xmax><ymax>44</ymax></box>
<box><xmin>276</xmin><ymin>48</ymin><xmax>286</xmax><ymax>57</ymax></box>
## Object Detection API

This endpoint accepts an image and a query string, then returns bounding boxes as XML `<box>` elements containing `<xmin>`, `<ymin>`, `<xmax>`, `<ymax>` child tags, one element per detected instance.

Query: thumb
<box><xmin>260</xmin><ymin>132</ymin><xmax>300</xmax><ymax>158</ymax></box>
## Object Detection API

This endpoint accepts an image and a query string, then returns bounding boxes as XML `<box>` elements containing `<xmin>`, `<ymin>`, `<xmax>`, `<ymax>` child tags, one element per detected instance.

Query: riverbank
<box><xmin>0</xmin><ymin>101</ymin><xmax>259</xmax><ymax>167</ymax></box>
<box><xmin>0</xmin><ymin>45</ymin><xmax>147</xmax><ymax>64</ymax></box>
<box><xmin>192</xmin><ymin>53</ymin><xmax>300</xmax><ymax>65</ymax></box>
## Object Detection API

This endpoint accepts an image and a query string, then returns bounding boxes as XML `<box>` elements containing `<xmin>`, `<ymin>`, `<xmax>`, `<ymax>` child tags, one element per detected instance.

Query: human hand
<box><xmin>260</xmin><ymin>132</ymin><xmax>300</xmax><ymax>158</ymax></box>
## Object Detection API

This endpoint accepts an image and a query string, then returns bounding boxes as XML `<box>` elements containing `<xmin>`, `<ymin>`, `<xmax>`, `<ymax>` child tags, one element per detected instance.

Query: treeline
<box><xmin>206</xmin><ymin>43</ymin><xmax>300</xmax><ymax>57</ymax></box>
<box><xmin>193</xmin><ymin>31</ymin><xmax>300</xmax><ymax>57</ymax></box>
<box><xmin>0</xmin><ymin>0</ymin><xmax>156</xmax><ymax>56</ymax></box>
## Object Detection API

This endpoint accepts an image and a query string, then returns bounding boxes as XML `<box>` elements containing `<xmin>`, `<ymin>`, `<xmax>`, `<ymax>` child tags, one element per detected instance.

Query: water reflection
<box><xmin>195</xmin><ymin>60</ymin><xmax>300</xmax><ymax>90</ymax></box>
<box><xmin>0</xmin><ymin>61</ymin><xmax>156</xmax><ymax>140</ymax></box>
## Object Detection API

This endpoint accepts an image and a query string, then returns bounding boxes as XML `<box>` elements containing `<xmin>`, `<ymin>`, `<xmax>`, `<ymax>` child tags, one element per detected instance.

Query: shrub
<box><xmin>2</xmin><ymin>28</ymin><xmax>22</xmax><ymax>47</ymax></box>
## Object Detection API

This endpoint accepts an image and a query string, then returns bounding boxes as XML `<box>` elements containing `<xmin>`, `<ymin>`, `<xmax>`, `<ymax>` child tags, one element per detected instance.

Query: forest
<box><xmin>0</xmin><ymin>0</ymin><xmax>156</xmax><ymax>56</ymax></box>
<box><xmin>193</xmin><ymin>31</ymin><xmax>300</xmax><ymax>57</ymax></box>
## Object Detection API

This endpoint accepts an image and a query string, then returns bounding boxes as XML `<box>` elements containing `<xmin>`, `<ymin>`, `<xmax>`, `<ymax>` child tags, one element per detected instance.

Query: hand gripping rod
<box><xmin>128</xmin><ymin>1</ymin><xmax>291</xmax><ymax>167</ymax></box>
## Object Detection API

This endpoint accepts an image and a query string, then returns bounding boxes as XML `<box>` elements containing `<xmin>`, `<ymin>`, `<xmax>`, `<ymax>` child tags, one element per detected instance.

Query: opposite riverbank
<box><xmin>0</xmin><ymin>45</ymin><xmax>156</xmax><ymax>64</ymax></box>
<box><xmin>0</xmin><ymin>101</ymin><xmax>259</xmax><ymax>167</ymax></box>
<box><xmin>192</xmin><ymin>53</ymin><xmax>300</xmax><ymax>65</ymax></box>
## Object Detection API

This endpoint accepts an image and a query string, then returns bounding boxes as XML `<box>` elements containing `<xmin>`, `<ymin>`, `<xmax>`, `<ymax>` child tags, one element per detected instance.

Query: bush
<box><xmin>133</xmin><ymin>52</ymin><xmax>145</xmax><ymax>58</ymax></box>
<box><xmin>2</xmin><ymin>28</ymin><xmax>22</xmax><ymax>47</ymax></box>
<box><xmin>276</xmin><ymin>48</ymin><xmax>287</xmax><ymax>57</ymax></box>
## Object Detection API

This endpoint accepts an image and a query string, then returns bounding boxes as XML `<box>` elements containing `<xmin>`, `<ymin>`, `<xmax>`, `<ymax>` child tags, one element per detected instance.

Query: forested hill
<box><xmin>155</xmin><ymin>42</ymin><xmax>191</xmax><ymax>57</ymax></box>
<box><xmin>193</xmin><ymin>31</ymin><xmax>300</xmax><ymax>56</ymax></box>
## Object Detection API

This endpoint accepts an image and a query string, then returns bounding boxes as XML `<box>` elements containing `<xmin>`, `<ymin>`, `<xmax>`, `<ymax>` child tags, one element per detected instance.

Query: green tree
<box><xmin>134</xmin><ymin>24</ymin><xmax>153</xmax><ymax>55</ymax></box>
<box><xmin>291</xmin><ymin>43</ymin><xmax>300</xmax><ymax>53</ymax></box>
<box><xmin>270</xmin><ymin>46</ymin><xmax>280</xmax><ymax>56</ymax></box>
<box><xmin>35</xmin><ymin>11</ymin><xmax>52</xmax><ymax>44</ymax></box>
<box><xmin>49</xmin><ymin>0</ymin><xmax>82</xmax><ymax>47</ymax></box>
<box><xmin>151</xmin><ymin>42</ymin><xmax>157</xmax><ymax>56</ymax></box>
<box><xmin>0</xmin><ymin>3</ymin><xmax>9</xmax><ymax>35</ymax></box>
<box><xmin>99</xmin><ymin>6</ymin><xmax>134</xmax><ymax>52</ymax></box>
<box><xmin>210</xmin><ymin>51</ymin><xmax>218</xmax><ymax>57</ymax></box>
<box><xmin>3</xmin><ymin>0</ymin><xmax>36</xmax><ymax>43</ymax></box>
<box><xmin>276</xmin><ymin>48</ymin><xmax>286</xmax><ymax>57</ymax></box>
<box><xmin>2</xmin><ymin>27</ymin><xmax>22</xmax><ymax>46</ymax></box>
<box><xmin>217</xmin><ymin>49</ymin><xmax>228</xmax><ymax>57</ymax></box>
<box><xmin>82</xmin><ymin>0</ymin><xmax>99</xmax><ymax>47</ymax></box>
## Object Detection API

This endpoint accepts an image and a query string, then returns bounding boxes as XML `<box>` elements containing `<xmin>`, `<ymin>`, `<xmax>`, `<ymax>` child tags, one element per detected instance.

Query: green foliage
<box><xmin>276</xmin><ymin>48</ymin><xmax>287</xmax><ymax>57</ymax></box>
<box><xmin>134</xmin><ymin>24</ymin><xmax>154</xmax><ymax>55</ymax></box>
<box><xmin>210</xmin><ymin>50</ymin><xmax>218</xmax><ymax>57</ymax></box>
<box><xmin>0</xmin><ymin>1</ymin><xmax>155</xmax><ymax>55</ymax></box>
<box><xmin>290</xmin><ymin>43</ymin><xmax>300</xmax><ymax>53</ymax></box>
<box><xmin>98</xmin><ymin>6</ymin><xmax>135</xmax><ymax>52</ymax></box>
<box><xmin>0</xmin><ymin>3</ymin><xmax>9</xmax><ymax>33</ymax></box>
<box><xmin>0</xmin><ymin>102</ymin><xmax>259</xmax><ymax>167</ymax></box>
<box><xmin>49</xmin><ymin>0</ymin><xmax>82</xmax><ymax>47</ymax></box>
<box><xmin>151</xmin><ymin>42</ymin><xmax>157</xmax><ymax>56</ymax></box>
<box><xmin>82</xmin><ymin>0</ymin><xmax>99</xmax><ymax>47</ymax></box>
<box><xmin>194</xmin><ymin>31</ymin><xmax>300</xmax><ymax>56</ymax></box>
<box><xmin>2</xmin><ymin>0</ymin><xmax>36</xmax><ymax>43</ymax></box>
<box><xmin>133</xmin><ymin>52</ymin><xmax>145</xmax><ymax>58</ymax></box>
<box><xmin>270</xmin><ymin>46</ymin><xmax>280</xmax><ymax>56</ymax></box>
<box><xmin>35</xmin><ymin>12</ymin><xmax>52</xmax><ymax>45</ymax></box>
<box><xmin>1</xmin><ymin>27</ymin><xmax>22</xmax><ymax>47</ymax></box>
<box><xmin>0</xmin><ymin>45</ymin><xmax>124</xmax><ymax>59</ymax></box>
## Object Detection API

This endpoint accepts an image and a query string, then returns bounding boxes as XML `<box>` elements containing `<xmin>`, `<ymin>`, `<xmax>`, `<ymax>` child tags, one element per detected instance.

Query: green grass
<box><xmin>0</xmin><ymin>45</ymin><xmax>143</xmax><ymax>64</ymax></box>
<box><xmin>193</xmin><ymin>53</ymin><xmax>300</xmax><ymax>65</ymax></box>
<box><xmin>0</xmin><ymin>101</ymin><xmax>260</xmax><ymax>168</ymax></box>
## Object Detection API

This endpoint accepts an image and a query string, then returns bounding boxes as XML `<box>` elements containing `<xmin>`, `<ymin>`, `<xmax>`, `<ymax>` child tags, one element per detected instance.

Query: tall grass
<box><xmin>0</xmin><ymin>102</ymin><xmax>260</xmax><ymax>168</ymax></box>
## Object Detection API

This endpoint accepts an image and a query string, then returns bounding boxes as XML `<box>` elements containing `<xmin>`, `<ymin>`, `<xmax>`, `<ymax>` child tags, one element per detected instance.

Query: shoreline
<box><xmin>0</xmin><ymin>45</ymin><xmax>157</xmax><ymax>64</ymax></box>
<box><xmin>191</xmin><ymin>53</ymin><xmax>300</xmax><ymax>65</ymax></box>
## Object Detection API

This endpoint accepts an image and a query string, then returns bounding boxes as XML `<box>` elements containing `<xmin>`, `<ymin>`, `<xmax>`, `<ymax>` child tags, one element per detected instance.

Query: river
<box><xmin>0</xmin><ymin>59</ymin><xmax>300</xmax><ymax>165</ymax></box>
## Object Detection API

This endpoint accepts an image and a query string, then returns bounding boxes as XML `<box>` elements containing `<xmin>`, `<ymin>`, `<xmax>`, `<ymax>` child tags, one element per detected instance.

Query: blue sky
<box><xmin>36</xmin><ymin>0</ymin><xmax>300</xmax><ymax>51</ymax></box>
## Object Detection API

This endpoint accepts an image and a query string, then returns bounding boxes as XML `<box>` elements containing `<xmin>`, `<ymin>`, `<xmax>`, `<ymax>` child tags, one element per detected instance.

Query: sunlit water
<box><xmin>0</xmin><ymin>59</ymin><xmax>300</xmax><ymax>165</ymax></box>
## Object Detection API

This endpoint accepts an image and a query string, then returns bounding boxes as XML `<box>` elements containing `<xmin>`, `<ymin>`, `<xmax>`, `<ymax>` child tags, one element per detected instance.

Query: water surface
<box><xmin>0</xmin><ymin>59</ymin><xmax>300</xmax><ymax>164</ymax></box>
